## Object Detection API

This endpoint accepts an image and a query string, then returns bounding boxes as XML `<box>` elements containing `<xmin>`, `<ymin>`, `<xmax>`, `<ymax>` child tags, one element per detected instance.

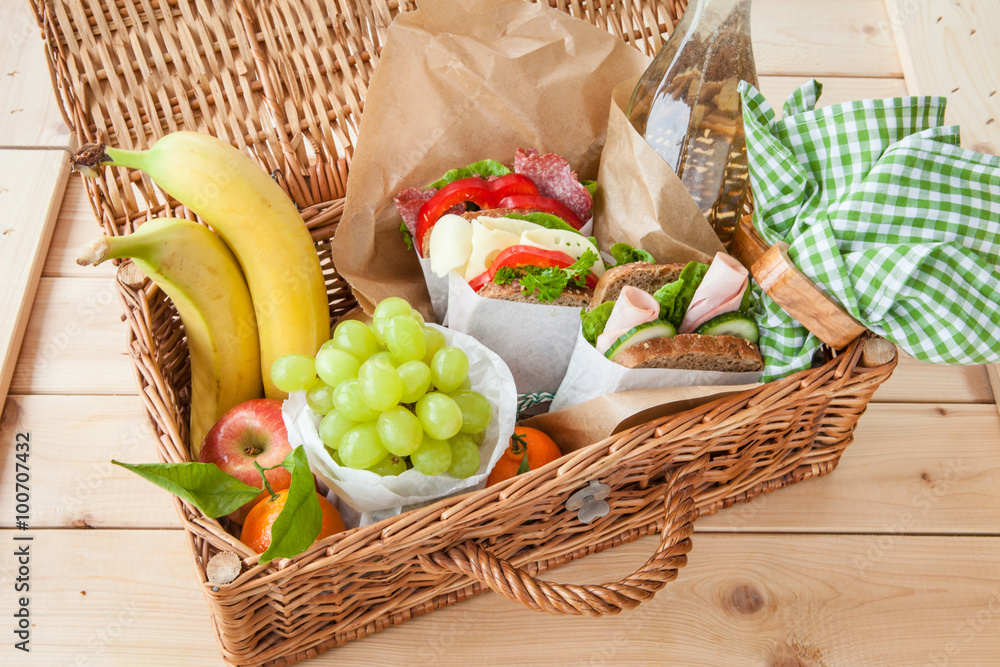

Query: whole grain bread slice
<box><xmin>613</xmin><ymin>334</ymin><xmax>764</xmax><ymax>372</ymax></box>
<box><xmin>589</xmin><ymin>262</ymin><xmax>687</xmax><ymax>308</ymax></box>
<box><xmin>477</xmin><ymin>280</ymin><xmax>592</xmax><ymax>307</ymax></box>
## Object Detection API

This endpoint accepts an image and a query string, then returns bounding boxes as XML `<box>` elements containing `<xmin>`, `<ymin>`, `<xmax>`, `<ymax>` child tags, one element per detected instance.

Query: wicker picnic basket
<box><xmin>32</xmin><ymin>0</ymin><xmax>898</xmax><ymax>665</ymax></box>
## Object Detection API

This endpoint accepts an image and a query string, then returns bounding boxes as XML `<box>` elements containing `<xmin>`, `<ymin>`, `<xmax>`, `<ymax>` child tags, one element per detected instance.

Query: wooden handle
<box><xmin>424</xmin><ymin>463</ymin><xmax>702</xmax><ymax>616</ymax></box>
<box><xmin>752</xmin><ymin>242</ymin><xmax>867</xmax><ymax>349</ymax></box>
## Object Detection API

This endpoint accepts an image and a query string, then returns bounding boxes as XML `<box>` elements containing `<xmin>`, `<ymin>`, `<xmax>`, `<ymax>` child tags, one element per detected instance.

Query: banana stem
<box><xmin>70</xmin><ymin>143</ymin><xmax>148</xmax><ymax>177</ymax></box>
<box><xmin>76</xmin><ymin>233</ymin><xmax>144</xmax><ymax>266</ymax></box>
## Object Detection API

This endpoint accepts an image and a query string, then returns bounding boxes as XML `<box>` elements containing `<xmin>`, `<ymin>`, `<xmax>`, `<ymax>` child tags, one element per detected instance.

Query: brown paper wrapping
<box><xmin>332</xmin><ymin>0</ymin><xmax>649</xmax><ymax>316</ymax></box>
<box><xmin>524</xmin><ymin>383</ymin><xmax>760</xmax><ymax>454</ymax></box>
<box><xmin>594</xmin><ymin>77</ymin><xmax>726</xmax><ymax>265</ymax></box>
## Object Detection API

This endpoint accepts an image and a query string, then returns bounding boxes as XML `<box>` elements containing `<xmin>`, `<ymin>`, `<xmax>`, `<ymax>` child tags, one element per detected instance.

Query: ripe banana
<box><xmin>77</xmin><ymin>217</ymin><xmax>264</xmax><ymax>459</ymax></box>
<box><xmin>72</xmin><ymin>131</ymin><xmax>328</xmax><ymax>398</ymax></box>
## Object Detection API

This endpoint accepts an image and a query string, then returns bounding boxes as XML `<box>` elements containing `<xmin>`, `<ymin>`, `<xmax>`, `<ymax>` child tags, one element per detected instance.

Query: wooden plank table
<box><xmin>1</xmin><ymin>1</ymin><xmax>998</xmax><ymax>665</ymax></box>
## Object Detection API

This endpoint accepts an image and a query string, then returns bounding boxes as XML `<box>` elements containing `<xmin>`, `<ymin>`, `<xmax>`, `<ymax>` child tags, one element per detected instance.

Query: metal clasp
<box><xmin>566</xmin><ymin>480</ymin><xmax>612</xmax><ymax>524</ymax></box>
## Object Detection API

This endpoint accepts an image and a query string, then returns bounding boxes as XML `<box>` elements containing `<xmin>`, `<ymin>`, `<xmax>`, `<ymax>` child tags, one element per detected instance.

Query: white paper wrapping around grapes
<box><xmin>444</xmin><ymin>271</ymin><xmax>583</xmax><ymax>396</ymax></box>
<box><xmin>283</xmin><ymin>324</ymin><xmax>517</xmax><ymax>523</ymax></box>
<box><xmin>550</xmin><ymin>330</ymin><xmax>764</xmax><ymax>411</ymax></box>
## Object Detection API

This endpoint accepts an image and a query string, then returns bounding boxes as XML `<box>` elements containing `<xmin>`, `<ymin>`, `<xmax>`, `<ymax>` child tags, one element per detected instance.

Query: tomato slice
<box><xmin>414</xmin><ymin>173</ymin><xmax>540</xmax><ymax>254</ymax></box>
<box><xmin>480</xmin><ymin>245</ymin><xmax>598</xmax><ymax>290</ymax></box>
<box><xmin>496</xmin><ymin>194</ymin><xmax>586</xmax><ymax>230</ymax></box>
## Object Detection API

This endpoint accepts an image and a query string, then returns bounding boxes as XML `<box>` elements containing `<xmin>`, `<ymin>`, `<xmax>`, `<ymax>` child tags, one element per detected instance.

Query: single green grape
<box><xmin>314</xmin><ymin>346</ymin><xmax>361</xmax><ymax>388</ymax></box>
<box><xmin>326</xmin><ymin>447</ymin><xmax>344</xmax><ymax>467</ymax></box>
<box><xmin>368</xmin><ymin>350</ymin><xmax>397</xmax><ymax>368</ymax></box>
<box><xmin>270</xmin><ymin>354</ymin><xmax>317</xmax><ymax>393</ymax></box>
<box><xmin>447</xmin><ymin>433</ymin><xmax>481</xmax><ymax>479</ymax></box>
<box><xmin>306</xmin><ymin>379</ymin><xmax>337</xmax><ymax>415</ymax></box>
<box><xmin>384</xmin><ymin>314</ymin><xmax>426</xmax><ymax>364</ymax></box>
<box><xmin>319</xmin><ymin>408</ymin><xmax>357</xmax><ymax>449</ymax></box>
<box><xmin>338</xmin><ymin>423</ymin><xmax>389</xmax><ymax>470</ymax></box>
<box><xmin>411</xmin><ymin>435</ymin><xmax>452</xmax><ymax>476</ymax></box>
<box><xmin>430</xmin><ymin>346</ymin><xmax>469</xmax><ymax>393</ymax></box>
<box><xmin>449</xmin><ymin>390</ymin><xmax>492</xmax><ymax>433</ymax></box>
<box><xmin>397</xmin><ymin>360</ymin><xmax>432</xmax><ymax>404</ymax></box>
<box><xmin>376</xmin><ymin>406</ymin><xmax>423</xmax><ymax>457</ymax></box>
<box><xmin>415</xmin><ymin>392</ymin><xmax>463</xmax><ymax>440</ymax></box>
<box><xmin>421</xmin><ymin>327</ymin><xmax>447</xmax><ymax>366</ymax></box>
<box><xmin>410</xmin><ymin>309</ymin><xmax>426</xmax><ymax>326</ymax></box>
<box><xmin>367</xmin><ymin>454</ymin><xmax>408</xmax><ymax>477</ymax></box>
<box><xmin>331</xmin><ymin>318</ymin><xmax>380</xmax><ymax>362</ymax></box>
<box><xmin>358</xmin><ymin>358</ymin><xmax>403</xmax><ymax>411</ymax></box>
<box><xmin>331</xmin><ymin>379</ymin><xmax>380</xmax><ymax>422</ymax></box>
<box><xmin>372</xmin><ymin>297</ymin><xmax>414</xmax><ymax>344</ymax></box>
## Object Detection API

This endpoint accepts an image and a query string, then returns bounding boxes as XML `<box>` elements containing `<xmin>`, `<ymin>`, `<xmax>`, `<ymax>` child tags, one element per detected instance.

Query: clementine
<box><xmin>486</xmin><ymin>426</ymin><xmax>562</xmax><ymax>486</ymax></box>
<box><xmin>240</xmin><ymin>489</ymin><xmax>346</xmax><ymax>554</ymax></box>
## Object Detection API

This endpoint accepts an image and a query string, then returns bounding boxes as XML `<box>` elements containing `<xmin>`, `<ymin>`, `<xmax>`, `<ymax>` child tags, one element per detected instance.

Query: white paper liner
<box><xmin>282</xmin><ymin>324</ymin><xmax>517</xmax><ymax>527</ymax></box>
<box><xmin>550</xmin><ymin>329</ymin><xmax>764</xmax><ymax>411</ymax></box>
<box><xmin>444</xmin><ymin>271</ymin><xmax>583</xmax><ymax>396</ymax></box>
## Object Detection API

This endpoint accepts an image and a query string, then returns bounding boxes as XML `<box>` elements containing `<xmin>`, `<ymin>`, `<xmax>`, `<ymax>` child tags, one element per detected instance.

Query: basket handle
<box><xmin>424</xmin><ymin>461</ymin><xmax>702</xmax><ymax>616</ymax></box>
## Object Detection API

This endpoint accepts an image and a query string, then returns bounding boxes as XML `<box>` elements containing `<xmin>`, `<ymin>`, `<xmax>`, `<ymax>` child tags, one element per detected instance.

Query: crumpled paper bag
<box><xmin>332</xmin><ymin>0</ymin><xmax>649</xmax><ymax>318</ymax></box>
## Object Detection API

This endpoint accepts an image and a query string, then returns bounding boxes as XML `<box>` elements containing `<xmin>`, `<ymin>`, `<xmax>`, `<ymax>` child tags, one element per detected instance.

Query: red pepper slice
<box><xmin>414</xmin><ymin>173</ymin><xmax>539</xmax><ymax>254</ymax></box>
<box><xmin>496</xmin><ymin>194</ymin><xmax>586</xmax><ymax>230</ymax></box>
<box><xmin>477</xmin><ymin>245</ymin><xmax>598</xmax><ymax>291</ymax></box>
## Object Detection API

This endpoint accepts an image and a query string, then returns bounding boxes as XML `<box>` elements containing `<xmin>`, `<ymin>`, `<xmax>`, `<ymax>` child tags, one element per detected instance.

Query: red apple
<box><xmin>199</xmin><ymin>398</ymin><xmax>293</xmax><ymax>524</ymax></box>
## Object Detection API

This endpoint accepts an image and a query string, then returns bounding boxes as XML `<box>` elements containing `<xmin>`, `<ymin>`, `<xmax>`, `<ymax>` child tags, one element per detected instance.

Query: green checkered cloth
<box><xmin>740</xmin><ymin>80</ymin><xmax>1000</xmax><ymax>381</ymax></box>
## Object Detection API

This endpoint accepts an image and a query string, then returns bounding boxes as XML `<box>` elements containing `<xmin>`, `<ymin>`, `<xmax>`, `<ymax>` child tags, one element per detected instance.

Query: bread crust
<box><xmin>477</xmin><ymin>279</ymin><xmax>592</xmax><ymax>307</ymax></box>
<box><xmin>589</xmin><ymin>262</ymin><xmax>687</xmax><ymax>309</ymax></box>
<box><xmin>613</xmin><ymin>334</ymin><xmax>763</xmax><ymax>372</ymax></box>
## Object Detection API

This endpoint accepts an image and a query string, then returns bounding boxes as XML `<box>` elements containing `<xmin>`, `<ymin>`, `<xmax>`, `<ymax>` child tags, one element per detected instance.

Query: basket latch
<box><xmin>566</xmin><ymin>481</ymin><xmax>612</xmax><ymax>524</ymax></box>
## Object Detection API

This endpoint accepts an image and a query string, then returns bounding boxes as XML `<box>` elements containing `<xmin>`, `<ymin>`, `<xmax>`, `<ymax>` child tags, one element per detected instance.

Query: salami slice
<box><xmin>393</xmin><ymin>187</ymin><xmax>465</xmax><ymax>236</ymax></box>
<box><xmin>513</xmin><ymin>148</ymin><xmax>593</xmax><ymax>221</ymax></box>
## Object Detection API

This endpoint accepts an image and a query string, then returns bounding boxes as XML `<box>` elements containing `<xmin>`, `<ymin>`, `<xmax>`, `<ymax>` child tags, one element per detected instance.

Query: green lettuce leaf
<box><xmin>609</xmin><ymin>243</ymin><xmax>655</xmax><ymax>266</ymax></box>
<box><xmin>581</xmin><ymin>180</ymin><xmax>597</xmax><ymax>197</ymax></box>
<box><xmin>581</xmin><ymin>300</ymin><xmax>615</xmax><ymax>345</ymax></box>
<box><xmin>430</xmin><ymin>160</ymin><xmax>511</xmax><ymax>189</ymax></box>
<box><xmin>652</xmin><ymin>261</ymin><xmax>709</xmax><ymax>328</ymax></box>
<box><xmin>259</xmin><ymin>446</ymin><xmax>323</xmax><ymax>564</ymax></box>
<box><xmin>111</xmin><ymin>460</ymin><xmax>263</xmax><ymax>518</ymax></box>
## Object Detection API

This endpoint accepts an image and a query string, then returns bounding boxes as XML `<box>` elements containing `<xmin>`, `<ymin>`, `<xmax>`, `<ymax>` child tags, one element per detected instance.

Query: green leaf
<box><xmin>581</xmin><ymin>180</ymin><xmax>597</xmax><ymax>197</ymax></box>
<box><xmin>399</xmin><ymin>220</ymin><xmax>414</xmax><ymax>252</ymax></box>
<box><xmin>516</xmin><ymin>453</ymin><xmax>531</xmax><ymax>476</ymax></box>
<box><xmin>565</xmin><ymin>250</ymin><xmax>598</xmax><ymax>286</ymax></box>
<box><xmin>430</xmin><ymin>160</ymin><xmax>511</xmax><ymax>189</ymax></box>
<box><xmin>519</xmin><ymin>267</ymin><xmax>568</xmax><ymax>303</ymax></box>
<box><xmin>652</xmin><ymin>261</ymin><xmax>709</xmax><ymax>328</ymax></box>
<box><xmin>492</xmin><ymin>266</ymin><xmax>522</xmax><ymax>286</ymax></box>
<box><xmin>258</xmin><ymin>446</ymin><xmax>322</xmax><ymax>564</ymax></box>
<box><xmin>580</xmin><ymin>300</ymin><xmax>615</xmax><ymax>345</ymax></box>
<box><xmin>504</xmin><ymin>211</ymin><xmax>580</xmax><ymax>235</ymax></box>
<box><xmin>111</xmin><ymin>460</ymin><xmax>262</xmax><ymax>518</ymax></box>
<box><xmin>609</xmin><ymin>242</ymin><xmax>655</xmax><ymax>266</ymax></box>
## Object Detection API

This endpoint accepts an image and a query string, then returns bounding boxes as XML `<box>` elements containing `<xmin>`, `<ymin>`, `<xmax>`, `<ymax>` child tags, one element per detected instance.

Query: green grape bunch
<box><xmin>270</xmin><ymin>297</ymin><xmax>493</xmax><ymax>480</ymax></box>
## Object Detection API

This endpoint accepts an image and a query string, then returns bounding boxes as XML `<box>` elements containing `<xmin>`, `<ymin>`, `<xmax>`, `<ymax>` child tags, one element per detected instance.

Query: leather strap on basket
<box><xmin>426</xmin><ymin>460</ymin><xmax>704</xmax><ymax>617</ymax></box>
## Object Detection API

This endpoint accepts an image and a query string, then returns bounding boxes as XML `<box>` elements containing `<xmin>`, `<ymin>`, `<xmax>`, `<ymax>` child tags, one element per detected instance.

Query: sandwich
<box><xmin>581</xmin><ymin>252</ymin><xmax>764</xmax><ymax>372</ymax></box>
<box><xmin>426</xmin><ymin>208</ymin><xmax>603</xmax><ymax>307</ymax></box>
<box><xmin>394</xmin><ymin>147</ymin><xmax>594</xmax><ymax>258</ymax></box>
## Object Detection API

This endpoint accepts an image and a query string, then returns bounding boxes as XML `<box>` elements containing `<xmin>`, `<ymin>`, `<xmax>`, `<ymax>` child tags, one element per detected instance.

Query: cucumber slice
<box><xmin>695</xmin><ymin>311</ymin><xmax>759</xmax><ymax>343</ymax></box>
<box><xmin>605</xmin><ymin>321</ymin><xmax>677</xmax><ymax>361</ymax></box>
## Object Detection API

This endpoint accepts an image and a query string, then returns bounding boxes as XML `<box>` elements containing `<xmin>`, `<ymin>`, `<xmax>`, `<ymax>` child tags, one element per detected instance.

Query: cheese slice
<box><xmin>519</xmin><ymin>228</ymin><xmax>605</xmax><ymax>276</ymax></box>
<box><xmin>463</xmin><ymin>221</ymin><xmax>522</xmax><ymax>281</ymax></box>
<box><xmin>429</xmin><ymin>214</ymin><xmax>473</xmax><ymax>278</ymax></box>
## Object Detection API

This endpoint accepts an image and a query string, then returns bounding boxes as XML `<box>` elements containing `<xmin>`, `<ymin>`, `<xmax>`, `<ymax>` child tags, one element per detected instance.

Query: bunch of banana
<box><xmin>73</xmin><ymin>131</ymin><xmax>330</xmax><ymax>457</ymax></box>
<box><xmin>77</xmin><ymin>218</ymin><xmax>263</xmax><ymax>458</ymax></box>
<box><xmin>72</xmin><ymin>131</ymin><xmax>329</xmax><ymax>400</ymax></box>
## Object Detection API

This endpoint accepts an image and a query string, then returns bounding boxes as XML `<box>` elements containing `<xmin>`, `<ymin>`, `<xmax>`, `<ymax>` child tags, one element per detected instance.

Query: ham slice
<box><xmin>595</xmin><ymin>286</ymin><xmax>661</xmax><ymax>355</ymax></box>
<box><xmin>678</xmin><ymin>252</ymin><xmax>749</xmax><ymax>334</ymax></box>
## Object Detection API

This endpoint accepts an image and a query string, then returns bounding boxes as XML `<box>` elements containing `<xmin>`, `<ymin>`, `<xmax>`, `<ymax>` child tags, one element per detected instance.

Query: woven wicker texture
<box><xmin>31</xmin><ymin>0</ymin><xmax>897</xmax><ymax>666</ymax></box>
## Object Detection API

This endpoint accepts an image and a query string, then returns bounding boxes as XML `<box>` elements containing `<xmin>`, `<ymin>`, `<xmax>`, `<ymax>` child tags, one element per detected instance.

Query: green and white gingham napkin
<box><xmin>739</xmin><ymin>80</ymin><xmax>1000</xmax><ymax>381</ymax></box>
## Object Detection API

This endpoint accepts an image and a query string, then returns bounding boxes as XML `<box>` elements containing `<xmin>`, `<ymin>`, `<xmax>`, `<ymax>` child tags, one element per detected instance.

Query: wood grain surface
<box><xmin>1</xmin><ymin>1</ymin><xmax>998</xmax><ymax>666</ymax></box>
